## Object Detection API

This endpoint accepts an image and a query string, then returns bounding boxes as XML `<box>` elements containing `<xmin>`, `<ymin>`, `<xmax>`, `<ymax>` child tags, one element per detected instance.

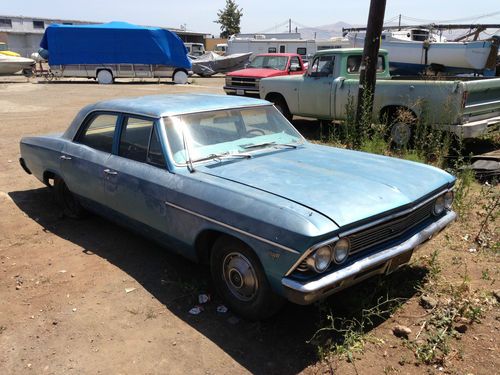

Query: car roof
<box><xmin>88</xmin><ymin>94</ymin><xmax>270</xmax><ymax>118</ymax></box>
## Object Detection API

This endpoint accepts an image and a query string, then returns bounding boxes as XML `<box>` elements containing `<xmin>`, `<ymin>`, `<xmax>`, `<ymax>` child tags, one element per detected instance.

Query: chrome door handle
<box><xmin>60</xmin><ymin>155</ymin><xmax>72</xmax><ymax>160</ymax></box>
<box><xmin>103</xmin><ymin>169</ymin><xmax>118</xmax><ymax>175</ymax></box>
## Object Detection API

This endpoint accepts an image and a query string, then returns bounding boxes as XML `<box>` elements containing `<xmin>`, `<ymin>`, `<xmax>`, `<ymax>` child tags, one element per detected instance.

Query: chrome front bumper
<box><xmin>282</xmin><ymin>211</ymin><xmax>457</xmax><ymax>305</ymax></box>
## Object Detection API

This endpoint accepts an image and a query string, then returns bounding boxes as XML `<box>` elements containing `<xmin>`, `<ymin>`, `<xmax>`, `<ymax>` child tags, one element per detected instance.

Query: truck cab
<box><xmin>224</xmin><ymin>53</ymin><xmax>306</xmax><ymax>97</ymax></box>
<box><xmin>184</xmin><ymin>43</ymin><xmax>205</xmax><ymax>57</ymax></box>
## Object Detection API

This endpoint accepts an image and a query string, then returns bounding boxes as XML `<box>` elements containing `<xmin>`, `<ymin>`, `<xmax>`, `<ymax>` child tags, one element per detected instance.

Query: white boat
<box><xmin>347</xmin><ymin>28</ymin><xmax>498</xmax><ymax>76</ymax></box>
<box><xmin>0</xmin><ymin>54</ymin><xmax>35</xmax><ymax>75</ymax></box>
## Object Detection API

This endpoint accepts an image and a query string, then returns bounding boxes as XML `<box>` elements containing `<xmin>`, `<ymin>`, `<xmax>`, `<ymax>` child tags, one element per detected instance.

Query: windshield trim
<box><xmin>163</xmin><ymin>104</ymin><xmax>306</xmax><ymax>169</ymax></box>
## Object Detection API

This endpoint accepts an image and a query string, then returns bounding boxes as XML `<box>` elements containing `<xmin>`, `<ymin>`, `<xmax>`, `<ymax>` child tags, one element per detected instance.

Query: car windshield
<box><xmin>163</xmin><ymin>105</ymin><xmax>304</xmax><ymax>165</ymax></box>
<box><xmin>247</xmin><ymin>56</ymin><xmax>288</xmax><ymax>70</ymax></box>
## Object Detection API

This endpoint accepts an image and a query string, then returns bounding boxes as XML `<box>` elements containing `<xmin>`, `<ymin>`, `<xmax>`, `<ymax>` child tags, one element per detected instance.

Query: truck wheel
<box><xmin>272</xmin><ymin>97</ymin><xmax>293</xmax><ymax>122</ymax></box>
<box><xmin>390</xmin><ymin>122</ymin><xmax>412</xmax><ymax>147</ymax></box>
<box><xmin>388</xmin><ymin>109</ymin><xmax>416</xmax><ymax>148</ymax></box>
<box><xmin>173</xmin><ymin>70</ymin><xmax>188</xmax><ymax>84</ymax></box>
<box><xmin>210</xmin><ymin>236</ymin><xmax>284</xmax><ymax>320</ymax></box>
<box><xmin>53</xmin><ymin>177</ymin><xmax>86</xmax><ymax>219</ymax></box>
<box><xmin>97</xmin><ymin>70</ymin><xmax>113</xmax><ymax>84</ymax></box>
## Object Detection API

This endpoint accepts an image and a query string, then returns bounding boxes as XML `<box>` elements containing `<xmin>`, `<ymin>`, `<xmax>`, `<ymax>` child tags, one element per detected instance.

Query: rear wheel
<box><xmin>53</xmin><ymin>177</ymin><xmax>86</xmax><ymax>219</ymax></box>
<box><xmin>97</xmin><ymin>70</ymin><xmax>113</xmax><ymax>84</ymax></box>
<box><xmin>387</xmin><ymin>109</ymin><xmax>417</xmax><ymax>148</ymax></box>
<box><xmin>210</xmin><ymin>236</ymin><xmax>284</xmax><ymax>320</ymax></box>
<box><xmin>271</xmin><ymin>96</ymin><xmax>293</xmax><ymax>122</ymax></box>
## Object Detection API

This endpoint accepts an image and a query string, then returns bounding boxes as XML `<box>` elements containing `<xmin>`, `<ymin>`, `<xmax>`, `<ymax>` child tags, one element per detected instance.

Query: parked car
<box><xmin>259</xmin><ymin>48</ymin><xmax>500</xmax><ymax>145</ymax></box>
<box><xmin>19</xmin><ymin>94</ymin><xmax>456</xmax><ymax>319</ymax></box>
<box><xmin>224</xmin><ymin>53</ymin><xmax>306</xmax><ymax>97</ymax></box>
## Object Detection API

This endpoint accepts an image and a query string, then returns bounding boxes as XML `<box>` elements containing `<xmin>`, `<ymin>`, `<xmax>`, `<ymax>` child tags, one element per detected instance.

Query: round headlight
<box><xmin>433</xmin><ymin>196</ymin><xmax>445</xmax><ymax>216</ymax></box>
<box><xmin>333</xmin><ymin>238</ymin><xmax>350</xmax><ymax>264</ymax></box>
<box><xmin>444</xmin><ymin>191</ymin><xmax>454</xmax><ymax>210</ymax></box>
<box><xmin>308</xmin><ymin>246</ymin><xmax>332</xmax><ymax>273</ymax></box>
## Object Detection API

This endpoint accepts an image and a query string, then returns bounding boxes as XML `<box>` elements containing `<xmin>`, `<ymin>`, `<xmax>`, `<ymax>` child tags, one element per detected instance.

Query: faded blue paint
<box><xmin>20</xmin><ymin>94</ymin><xmax>456</xmax><ymax>299</ymax></box>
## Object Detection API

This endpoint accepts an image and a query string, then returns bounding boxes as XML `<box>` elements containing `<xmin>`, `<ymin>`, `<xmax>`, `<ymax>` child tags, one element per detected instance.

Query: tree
<box><xmin>214</xmin><ymin>0</ymin><xmax>243</xmax><ymax>38</ymax></box>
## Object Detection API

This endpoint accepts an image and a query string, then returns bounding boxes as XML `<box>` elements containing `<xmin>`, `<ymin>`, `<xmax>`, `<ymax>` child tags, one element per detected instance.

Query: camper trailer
<box><xmin>227</xmin><ymin>34</ymin><xmax>316</xmax><ymax>60</ymax></box>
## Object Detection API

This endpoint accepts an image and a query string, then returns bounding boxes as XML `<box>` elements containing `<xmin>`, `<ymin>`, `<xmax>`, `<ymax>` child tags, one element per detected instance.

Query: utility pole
<box><xmin>398</xmin><ymin>14</ymin><xmax>401</xmax><ymax>30</ymax></box>
<box><xmin>355</xmin><ymin>0</ymin><xmax>387</xmax><ymax>126</ymax></box>
<box><xmin>289</xmin><ymin>19</ymin><xmax>291</xmax><ymax>34</ymax></box>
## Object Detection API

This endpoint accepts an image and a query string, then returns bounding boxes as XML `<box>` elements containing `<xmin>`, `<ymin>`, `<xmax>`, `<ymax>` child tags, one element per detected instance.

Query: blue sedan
<box><xmin>19</xmin><ymin>94</ymin><xmax>456</xmax><ymax>319</ymax></box>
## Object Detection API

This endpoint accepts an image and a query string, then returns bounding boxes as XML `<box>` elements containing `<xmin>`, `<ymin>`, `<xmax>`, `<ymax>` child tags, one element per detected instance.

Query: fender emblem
<box><xmin>268</xmin><ymin>251</ymin><xmax>280</xmax><ymax>260</ymax></box>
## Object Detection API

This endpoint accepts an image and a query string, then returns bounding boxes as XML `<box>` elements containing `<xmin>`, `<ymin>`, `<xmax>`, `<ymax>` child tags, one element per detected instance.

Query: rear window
<box><xmin>346</xmin><ymin>55</ymin><xmax>385</xmax><ymax>73</ymax></box>
<box><xmin>78</xmin><ymin>114</ymin><xmax>118</xmax><ymax>153</ymax></box>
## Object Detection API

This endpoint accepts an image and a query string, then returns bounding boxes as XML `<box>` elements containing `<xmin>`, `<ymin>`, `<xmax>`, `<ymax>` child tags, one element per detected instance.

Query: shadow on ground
<box><xmin>10</xmin><ymin>187</ymin><xmax>425</xmax><ymax>374</ymax></box>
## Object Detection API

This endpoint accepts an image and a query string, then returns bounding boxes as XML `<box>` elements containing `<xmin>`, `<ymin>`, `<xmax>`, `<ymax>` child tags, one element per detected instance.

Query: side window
<box><xmin>296</xmin><ymin>47</ymin><xmax>306</xmax><ymax>56</ymax></box>
<box><xmin>290</xmin><ymin>56</ymin><xmax>301</xmax><ymax>70</ymax></box>
<box><xmin>119</xmin><ymin>117</ymin><xmax>154</xmax><ymax>162</ymax></box>
<box><xmin>310</xmin><ymin>55</ymin><xmax>334</xmax><ymax>77</ymax></box>
<box><xmin>147</xmin><ymin>127</ymin><xmax>166</xmax><ymax>168</ymax></box>
<box><xmin>279</xmin><ymin>45</ymin><xmax>286</xmax><ymax>53</ymax></box>
<box><xmin>78</xmin><ymin>114</ymin><xmax>118</xmax><ymax>153</ymax></box>
<box><xmin>268</xmin><ymin>47</ymin><xmax>276</xmax><ymax>53</ymax></box>
<box><xmin>377</xmin><ymin>56</ymin><xmax>385</xmax><ymax>72</ymax></box>
<box><xmin>346</xmin><ymin>56</ymin><xmax>362</xmax><ymax>73</ymax></box>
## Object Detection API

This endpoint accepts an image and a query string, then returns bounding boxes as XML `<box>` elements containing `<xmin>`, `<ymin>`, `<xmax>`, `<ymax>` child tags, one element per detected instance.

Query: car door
<box><xmin>298</xmin><ymin>54</ymin><xmax>335</xmax><ymax>119</ymax></box>
<box><xmin>60</xmin><ymin>112</ymin><xmax>119</xmax><ymax>207</ymax></box>
<box><xmin>104</xmin><ymin>115</ymin><xmax>174</xmax><ymax>234</ymax></box>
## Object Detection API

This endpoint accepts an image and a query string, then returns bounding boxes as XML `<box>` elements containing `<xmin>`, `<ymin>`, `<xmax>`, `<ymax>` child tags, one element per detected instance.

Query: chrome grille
<box><xmin>229</xmin><ymin>77</ymin><xmax>258</xmax><ymax>88</ymax></box>
<box><xmin>348</xmin><ymin>201</ymin><xmax>434</xmax><ymax>255</ymax></box>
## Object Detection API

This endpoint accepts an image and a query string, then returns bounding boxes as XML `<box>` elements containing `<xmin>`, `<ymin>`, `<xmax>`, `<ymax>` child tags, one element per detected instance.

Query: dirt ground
<box><xmin>0</xmin><ymin>75</ymin><xmax>498</xmax><ymax>375</ymax></box>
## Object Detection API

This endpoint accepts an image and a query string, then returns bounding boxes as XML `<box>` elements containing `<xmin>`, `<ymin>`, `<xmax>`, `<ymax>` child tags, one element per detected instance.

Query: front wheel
<box><xmin>210</xmin><ymin>236</ymin><xmax>284</xmax><ymax>320</ymax></box>
<box><xmin>172</xmin><ymin>70</ymin><xmax>188</xmax><ymax>84</ymax></box>
<box><xmin>271</xmin><ymin>97</ymin><xmax>293</xmax><ymax>122</ymax></box>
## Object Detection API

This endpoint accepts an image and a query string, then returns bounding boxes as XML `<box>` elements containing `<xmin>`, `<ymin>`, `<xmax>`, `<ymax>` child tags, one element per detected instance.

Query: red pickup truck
<box><xmin>224</xmin><ymin>53</ymin><xmax>306</xmax><ymax>97</ymax></box>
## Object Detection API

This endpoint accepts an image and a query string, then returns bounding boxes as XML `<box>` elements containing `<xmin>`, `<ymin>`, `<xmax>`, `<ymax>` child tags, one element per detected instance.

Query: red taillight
<box><xmin>461</xmin><ymin>90</ymin><xmax>469</xmax><ymax>109</ymax></box>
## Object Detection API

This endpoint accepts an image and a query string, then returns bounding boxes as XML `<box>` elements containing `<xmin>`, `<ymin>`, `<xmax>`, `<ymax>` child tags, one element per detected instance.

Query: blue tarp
<box><xmin>40</xmin><ymin>22</ymin><xmax>191</xmax><ymax>69</ymax></box>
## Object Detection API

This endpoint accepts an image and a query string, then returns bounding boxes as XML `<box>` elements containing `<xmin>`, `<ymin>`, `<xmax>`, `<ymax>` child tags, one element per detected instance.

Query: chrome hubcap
<box><xmin>391</xmin><ymin>122</ymin><xmax>411</xmax><ymax>146</ymax></box>
<box><xmin>222</xmin><ymin>252</ymin><xmax>258</xmax><ymax>301</ymax></box>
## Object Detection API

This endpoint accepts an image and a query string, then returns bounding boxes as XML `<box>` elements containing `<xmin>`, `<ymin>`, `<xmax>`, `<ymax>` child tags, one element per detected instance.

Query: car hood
<box><xmin>228</xmin><ymin>68</ymin><xmax>287</xmax><ymax>78</ymax></box>
<box><xmin>199</xmin><ymin>144</ymin><xmax>454</xmax><ymax>228</ymax></box>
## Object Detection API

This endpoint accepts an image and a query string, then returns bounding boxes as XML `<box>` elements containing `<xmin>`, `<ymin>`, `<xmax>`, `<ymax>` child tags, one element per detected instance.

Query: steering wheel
<box><xmin>246</xmin><ymin>128</ymin><xmax>266</xmax><ymax>137</ymax></box>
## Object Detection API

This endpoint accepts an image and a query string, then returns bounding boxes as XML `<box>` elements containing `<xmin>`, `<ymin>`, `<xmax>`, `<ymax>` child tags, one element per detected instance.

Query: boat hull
<box><xmin>0</xmin><ymin>55</ymin><xmax>35</xmax><ymax>75</ymax></box>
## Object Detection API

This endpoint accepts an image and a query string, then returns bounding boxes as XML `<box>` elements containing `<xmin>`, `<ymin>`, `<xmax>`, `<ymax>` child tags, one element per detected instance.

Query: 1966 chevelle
<box><xmin>20</xmin><ymin>94</ymin><xmax>456</xmax><ymax>319</ymax></box>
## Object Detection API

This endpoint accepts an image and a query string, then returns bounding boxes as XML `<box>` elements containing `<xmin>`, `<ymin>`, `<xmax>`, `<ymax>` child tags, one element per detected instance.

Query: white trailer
<box><xmin>227</xmin><ymin>35</ymin><xmax>316</xmax><ymax>60</ymax></box>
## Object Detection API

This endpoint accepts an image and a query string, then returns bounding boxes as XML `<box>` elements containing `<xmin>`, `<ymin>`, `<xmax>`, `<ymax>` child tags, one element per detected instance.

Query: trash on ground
<box><xmin>188</xmin><ymin>305</ymin><xmax>204</xmax><ymax>315</ymax></box>
<box><xmin>216</xmin><ymin>305</ymin><xmax>228</xmax><ymax>314</ymax></box>
<box><xmin>198</xmin><ymin>293</ymin><xmax>210</xmax><ymax>304</ymax></box>
<box><xmin>125</xmin><ymin>287</ymin><xmax>136</xmax><ymax>294</ymax></box>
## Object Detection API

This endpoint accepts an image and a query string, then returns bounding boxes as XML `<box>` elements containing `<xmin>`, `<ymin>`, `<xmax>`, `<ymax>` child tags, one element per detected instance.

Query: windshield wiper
<box><xmin>241</xmin><ymin>141</ymin><xmax>299</xmax><ymax>150</ymax></box>
<box><xmin>191</xmin><ymin>152</ymin><xmax>252</xmax><ymax>163</ymax></box>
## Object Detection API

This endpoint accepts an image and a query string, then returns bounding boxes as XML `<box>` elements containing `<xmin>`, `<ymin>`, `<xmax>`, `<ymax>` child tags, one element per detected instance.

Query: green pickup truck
<box><xmin>259</xmin><ymin>48</ymin><xmax>500</xmax><ymax>145</ymax></box>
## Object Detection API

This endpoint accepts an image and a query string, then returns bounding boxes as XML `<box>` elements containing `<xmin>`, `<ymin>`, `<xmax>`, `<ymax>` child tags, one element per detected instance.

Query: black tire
<box><xmin>210</xmin><ymin>236</ymin><xmax>284</xmax><ymax>320</ymax></box>
<box><xmin>271</xmin><ymin>96</ymin><xmax>293</xmax><ymax>122</ymax></box>
<box><xmin>53</xmin><ymin>177</ymin><xmax>86</xmax><ymax>219</ymax></box>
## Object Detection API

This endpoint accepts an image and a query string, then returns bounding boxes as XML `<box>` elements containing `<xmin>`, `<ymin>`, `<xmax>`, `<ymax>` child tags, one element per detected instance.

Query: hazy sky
<box><xmin>3</xmin><ymin>0</ymin><xmax>500</xmax><ymax>35</ymax></box>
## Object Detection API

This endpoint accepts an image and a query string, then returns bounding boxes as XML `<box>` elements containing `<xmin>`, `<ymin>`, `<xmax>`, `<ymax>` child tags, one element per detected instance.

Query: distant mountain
<box><xmin>298</xmin><ymin>21</ymin><xmax>357</xmax><ymax>40</ymax></box>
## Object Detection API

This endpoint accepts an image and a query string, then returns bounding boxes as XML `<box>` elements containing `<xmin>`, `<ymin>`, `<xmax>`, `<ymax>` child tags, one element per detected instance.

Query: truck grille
<box><xmin>229</xmin><ymin>77</ymin><xmax>258</xmax><ymax>88</ymax></box>
<box><xmin>348</xmin><ymin>201</ymin><xmax>434</xmax><ymax>255</ymax></box>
